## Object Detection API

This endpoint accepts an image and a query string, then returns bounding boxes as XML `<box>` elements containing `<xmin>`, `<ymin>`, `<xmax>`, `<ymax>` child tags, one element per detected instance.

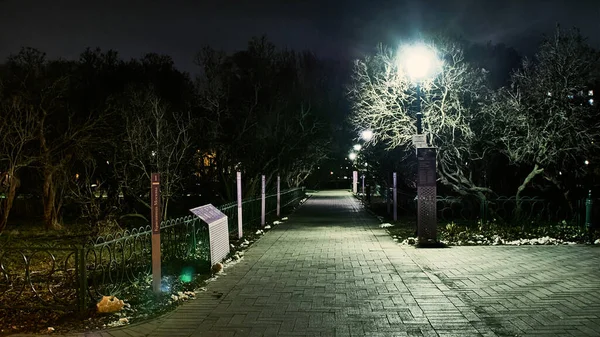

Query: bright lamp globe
<box><xmin>401</xmin><ymin>44</ymin><xmax>440</xmax><ymax>81</ymax></box>
<box><xmin>360</xmin><ymin>130</ymin><xmax>373</xmax><ymax>141</ymax></box>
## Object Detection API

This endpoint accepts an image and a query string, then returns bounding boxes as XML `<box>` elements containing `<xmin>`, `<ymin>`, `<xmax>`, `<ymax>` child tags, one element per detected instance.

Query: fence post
<box><xmin>191</xmin><ymin>219</ymin><xmax>197</xmax><ymax>250</ymax></box>
<box><xmin>586</xmin><ymin>190</ymin><xmax>593</xmax><ymax>241</ymax></box>
<box><xmin>77</xmin><ymin>247</ymin><xmax>88</xmax><ymax>312</ymax></box>
<box><xmin>261</xmin><ymin>175</ymin><xmax>266</xmax><ymax>227</ymax></box>
<box><xmin>237</xmin><ymin>171</ymin><xmax>243</xmax><ymax>238</ymax></box>
<box><xmin>393</xmin><ymin>172</ymin><xmax>397</xmax><ymax>221</ymax></box>
<box><xmin>277</xmin><ymin>175</ymin><xmax>281</xmax><ymax>217</ymax></box>
<box><xmin>387</xmin><ymin>173</ymin><xmax>391</xmax><ymax>214</ymax></box>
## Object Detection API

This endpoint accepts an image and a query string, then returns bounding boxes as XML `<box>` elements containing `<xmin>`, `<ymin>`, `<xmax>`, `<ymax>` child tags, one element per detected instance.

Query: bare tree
<box><xmin>0</xmin><ymin>89</ymin><xmax>37</xmax><ymax>232</ymax></box>
<box><xmin>117</xmin><ymin>86</ymin><xmax>193</xmax><ymax>220</ymax></box>
<box><xmin>67</xmin><ymin>159</ymin><xmax>122</xmax><ymax>236</ymax></box>
<box><xmin>348</xmin><ymin>38</ymin><xmax>493</xmax><ymax>199</ymax></box>
<box><xmin>3</xmin><ymin>48</ymin><xmax>103</xmax><ymax>230</ymax></box>
<box><xmin>483</xmin><ymin>27</ymin><xmax>600</xmax><ymax>205</ymax></box>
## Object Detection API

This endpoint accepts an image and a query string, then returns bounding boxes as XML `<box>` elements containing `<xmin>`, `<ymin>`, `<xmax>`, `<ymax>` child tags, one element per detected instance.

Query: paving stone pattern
<box><xmin>408</xmin><ymin>245</ymin><xmax>600</xmax><ymax>336</ymax></box>
<box><xmin>20</xmin><ymin>190</ymin><xmax>600</xmax><ymax>337</ymax></box>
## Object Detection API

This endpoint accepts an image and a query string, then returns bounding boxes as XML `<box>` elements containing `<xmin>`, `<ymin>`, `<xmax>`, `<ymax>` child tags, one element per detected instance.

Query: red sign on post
<box><xmin>151</xmin><ymin>173</ymin><xmax>161</xmax><ymax>294</ymax></box>
<box><xmin>151</xmin><ymin>174</ymin><xmax>161</xmax><ymax>234</ymax></box>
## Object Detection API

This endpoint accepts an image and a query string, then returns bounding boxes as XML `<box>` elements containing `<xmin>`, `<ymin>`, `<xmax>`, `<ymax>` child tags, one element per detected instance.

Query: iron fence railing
<box><xmin>376</xmin><ymin>187</ymin><xmax>591</xmax><ymax>226</ymax></box>
<box><xmin>0</xmin><ymin>245</ymin><xmax>84</xmax><ymax>310</ymax></box>
<box><xmin>0</xmin><ymin>187</ymin><xmax>306</xmax><ymax>312</ymax></box>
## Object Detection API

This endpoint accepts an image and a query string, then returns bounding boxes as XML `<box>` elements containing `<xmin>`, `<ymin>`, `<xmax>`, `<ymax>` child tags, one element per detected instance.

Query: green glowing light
<box><xmin>179</xmin><ymin>266</ymin><xmax>195</xmax><ymax>283</ymax></box>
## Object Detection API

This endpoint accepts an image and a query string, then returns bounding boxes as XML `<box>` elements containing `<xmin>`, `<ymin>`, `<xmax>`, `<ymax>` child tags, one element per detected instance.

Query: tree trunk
<box><xmin>0</xmin><ymin>171</ymin><xmax>20</xmax><ymax>233</ymax></box>
<box><xmin>515</xmin><ymin>164</ymin><xmax>544</xmax><ymax>224</ymax></box>
<box><xmin>42</xmin><ymin>169</ymin><xmax>62</xmax><ymax>230</ymax></box>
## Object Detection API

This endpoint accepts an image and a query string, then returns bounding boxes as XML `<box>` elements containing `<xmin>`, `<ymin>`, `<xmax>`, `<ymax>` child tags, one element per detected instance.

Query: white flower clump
<box><xmin>379</xmin><ymin>223</ymin><xmax>393</xmax><ymax>228</ymax></box>
<box><xmin>504</xmin><ymin>236</ymin><xmax>572</xmax><ymax>246</ymax></box>
<box><xmin>400</xmin><ymin>237</ymin><xmax>417</xmax><ymax>245</ymax></box>
<box><xmin>167</xmin><ymin>291</ymin><xmax>196</xmax><ymax>305</ymax></box>
<box><xmin>105</xmin><ymin>317</ymin><xmax>130</xmax><ymax>328</ymax></box>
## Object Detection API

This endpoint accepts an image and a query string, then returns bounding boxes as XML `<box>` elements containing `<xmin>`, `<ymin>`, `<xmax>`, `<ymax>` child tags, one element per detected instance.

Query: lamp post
<box><xmin>400</xmin><ymin>43</ymin><xmax>441</xmax><ymax>245</ymax></box>
<box><xmin>350</xmin><ymin>131</ymin><xmax>371</xmax><ymax>197</ymax></box>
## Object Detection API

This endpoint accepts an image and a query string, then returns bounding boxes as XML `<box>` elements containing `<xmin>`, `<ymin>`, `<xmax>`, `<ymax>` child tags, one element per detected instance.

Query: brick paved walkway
<box><xmin>22</xmin><ymin>190</ymin><xmax>600</xmax><ymax>336</ymax></box>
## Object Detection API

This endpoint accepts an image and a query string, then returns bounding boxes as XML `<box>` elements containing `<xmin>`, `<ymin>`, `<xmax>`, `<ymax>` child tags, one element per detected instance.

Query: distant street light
<box><xmin>353</xmin><ymin>144</ymin><xmax>362</xmax><ymax>151</ymax></box>
<box><xmin>349</xmin><ymin>153</ymin><xmax>357</xmax><ymax>161</ymax></box>
<box><xmin>360</xmin><ymin>130</ymin><xmax>373</xmax><ymax>141</ymax></box>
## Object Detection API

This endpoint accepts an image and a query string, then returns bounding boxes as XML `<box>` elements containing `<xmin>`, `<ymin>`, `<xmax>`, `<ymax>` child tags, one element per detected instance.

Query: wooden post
<box><xmin>261</xmin><ymin>175</ymin><xmax>266</xmax><ymax>226</ymax></box>
<box><xmin>237</xmin><ymin>171</ymin><xmax>243</xmax><ymax>238</ymax></box>
<box><xmin>151</xmin><ymin>173</ymin><xmax>161</xmax><ymax>294</ymax></box>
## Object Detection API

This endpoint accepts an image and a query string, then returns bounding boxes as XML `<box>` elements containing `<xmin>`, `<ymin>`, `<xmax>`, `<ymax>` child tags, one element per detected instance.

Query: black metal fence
<box><xmin>0</xmin><ymin>188</ymin><xmax>306</xmax><ymax>312</ymax></box>
<box><xmin>379</xmin><ymin>187</ymin><xmax>593</xmax><ymax>226</ymax></box>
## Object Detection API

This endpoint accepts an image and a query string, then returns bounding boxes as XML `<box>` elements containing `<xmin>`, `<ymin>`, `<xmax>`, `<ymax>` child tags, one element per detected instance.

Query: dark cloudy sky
<box><xmin>1</xmin><ymin>0</ymin><xmax>599</xmax><ymax>72</ymax></box>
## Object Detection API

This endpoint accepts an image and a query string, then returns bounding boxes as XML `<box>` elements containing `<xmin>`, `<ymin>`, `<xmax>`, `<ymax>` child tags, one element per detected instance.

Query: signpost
<box><xmin>417</xmin><ymin>147</ymin><xmax>437</xmax><ymax>243</ymax></box>
<box><xmin>352</xmin><ymin>171</ymin><xmax>358</xmax><ymax>194</ymax></box>
<box><xmin>412</xmin><ymin>134</ymin><xmax>427</xmax><ymax>149</ymax></box>
<box><xmin>151</xmin><ymin>173</ymin><xmax>161</xmax><ymax>294</ymax></box>
<box><xmin>393</xmin><ymin>172</ymin><xmax>397</xmax><ymax>221</ymax></box>
<box><xmin>277</xmin><ymin>175</ymin><xmax>281</xmax><ymax>217</ymax></box>
<box><xmin>190</xmin><ymin>204</ymin><xmax>230</xmax><ymax>266</ymax></box>
<box><xmin>361</xmin><ymin>174</ymin><xmax>365</xmax><ymax>196</ymax></box>
<box><xmin>261</xmin><ymin>175</ymin><xmax>266</xmax><ymax>226</ymax></box>
<box><xmin>236</xmin><ymin>171</ymin><xmax>243</xmax><ymax>238</ymax></box>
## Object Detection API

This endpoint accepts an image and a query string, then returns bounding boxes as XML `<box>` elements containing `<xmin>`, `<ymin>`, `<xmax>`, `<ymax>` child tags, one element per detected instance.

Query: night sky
<box><xmin>1</xmin><ymin>0</ymin><xmax>599</xmax><ymax>73</ymax></box>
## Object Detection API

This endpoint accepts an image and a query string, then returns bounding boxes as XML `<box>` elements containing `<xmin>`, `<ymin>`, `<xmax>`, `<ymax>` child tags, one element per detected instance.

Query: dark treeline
<box><xmin>0</xmin><ymin>36</ymin><xmax>346</xmax><ymax>234</ymax></box>
<box><xmin>3</xmin><ymin>27</ymin><xmax>595</xmax><ymax>234</ymax></box>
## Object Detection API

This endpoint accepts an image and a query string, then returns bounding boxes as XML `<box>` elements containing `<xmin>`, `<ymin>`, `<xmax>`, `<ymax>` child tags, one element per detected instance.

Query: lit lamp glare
<box><xmin>361</xmin><ymin>130</ymin><xmax>373</xmax><ymax>141</ymax></box>
<box><xmin>353</xmin><ymin>144</ymin><xmax>362</xmax><ymax>151</ymax></box>
<box><xmin>400</xmin><ymin>44</ymin><xmax>441</xmax><ymax>81</ymax></box>
<box><xmin>349</xmin><ymin>153</ymin><xmax>357</xmax><ymax>161</ymax></box>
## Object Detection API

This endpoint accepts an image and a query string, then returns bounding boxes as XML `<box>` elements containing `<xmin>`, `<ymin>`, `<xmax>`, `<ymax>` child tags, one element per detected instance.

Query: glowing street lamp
<box><xmin>400</xmin><ymin>44</ymin><xmax>442</xmax><ymax>82</ymax></box>
<box><xmin>361</xmin><ymin>130</ymin><xmax>373</xmax><ymax>142</ymax></box>
<box><xmin>353</xmin><ymin>144</ymin><xmax>362</xmax><ymax>151</ymax></box>
<box><xmin>399</xmin><ymin>42</ymin><xmax>442</xmax><ymax>246</ymax></box>
<box><xmin>349</xmin><ymin>152</ymin><xmax>357</xmax><ymax>161</ymax></box>
<box><xmin>399</xmin><ymin>43</ymin><xmax>441</xmax><ymax>135</ymax></box>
